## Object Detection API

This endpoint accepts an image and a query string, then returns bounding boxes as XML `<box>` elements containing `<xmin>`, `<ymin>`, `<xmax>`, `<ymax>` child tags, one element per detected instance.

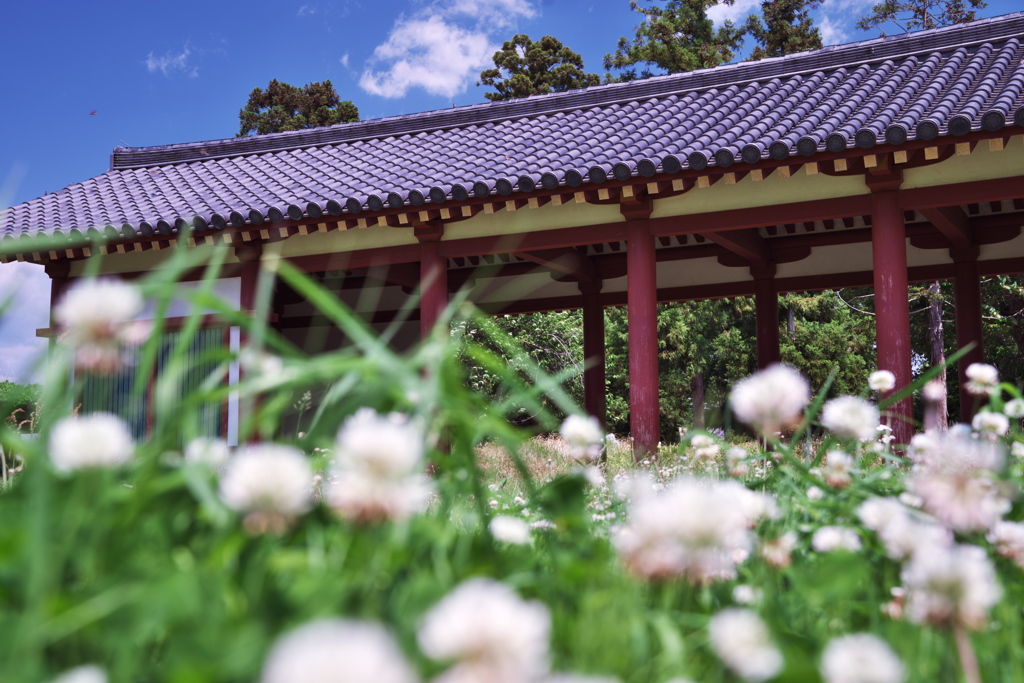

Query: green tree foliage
<box><xmin>237</xmin><ymin>79</ymin><xmax>359</xmax><ymax>137</ymax></box>
<box><xmin>604</xmin><ymin>0</ymin><xmax>746</xmax><ymax>81</ymax></box>
<box><xmin>980</xmin><ymin>275</ymin><xmax>1024</xmax><ymax>388</ymax></box>
<box><xmin>780</xmin><ymin>291</ymin><xmax>876</xmax><ymax>396</ymax></box>
<box><xmin>745</xmin><ymin>0</ymin><xmax>823</xmax><ymax>60</ymax></box>
<box><xmin>0</xmin><ymin>380</ymin><xmax>41</xmax><ymax>433</ymax></box>
<box><xmin>455</xmin><ymin>311</ymin><xmax>585</xmax><ymax>424</ymax></box>
<box><xmin>581</xmin><ymin>294</ymin><xmax>876</xmax><ymax>444</ymax></box>
<box><xmin>857</xmin><ymin>0</ymin><xmax>987</xmax><ymax>33</ymax></box>
<box><xmin>478</xmin><ymin>34</ymin><xmax>601</xmax><ymax>102</ymax></box>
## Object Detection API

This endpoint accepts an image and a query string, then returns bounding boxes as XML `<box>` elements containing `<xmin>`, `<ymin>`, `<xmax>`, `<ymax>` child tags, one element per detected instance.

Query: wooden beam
<box><xmin>346</xmin><ymin>262</ymin><xmax>421</xmax><ymax>289</ymax></box>
<box><xmin>705</xmin><ymin>228</ymin><xmax>770</xmax><ymax>266</ymax></box>
<box><xmin>518</xmin><ymin>247</ymin><xmax>599</xmax><ymax>287</ymax></box>
<box><xmin>918</xmin><ymin>206</ymin><xmax>973</xmax><ymax>250</ymax></box>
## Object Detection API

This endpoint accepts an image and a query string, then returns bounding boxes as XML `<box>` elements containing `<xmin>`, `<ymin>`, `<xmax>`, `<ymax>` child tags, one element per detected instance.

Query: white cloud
<box><xmin>298</xmin><ymin>4</ymin><xmax>315</xmax><ymax>16</ymax></box>
<box><xmin>359</xmin><ymin>0</ymin><xmax>537</xmax><ymax>99</ymax></box>
<box><xmin>830</xmin><ymin>0</ymin><xmax>877</xmax><ymax>12</ymax></box>
<box><xmin>360</xmin><ymin>14</ymin><xmax>497</xmax><ymax>98</ymax></box>
<box><xmin>819</xmin><ymin>15</ymin><xmax>849</xmax><ymax>46</ymax></box>
<box><xmin>0</xmin><ymin>262</ymin><xmax>48</xmax><ymax>382</ymax></box>
<box><xmin>707</xmin><ymin>0</ymin><xmax>759</xmax><ymax>26</ymax></box>
<box><xmin>340</xmin><ymin>52</ymin><xmax>350</xmax><ymax>68</ymax></box>
<box><xmin>145</xmin><ymin>44</ymin><xmax>198</xmax><ymax>77</ymax></box>
<box><xmin>447</xmin><ymin>0</ymin><xmax>536</xmax><ymax>25</ymax></box>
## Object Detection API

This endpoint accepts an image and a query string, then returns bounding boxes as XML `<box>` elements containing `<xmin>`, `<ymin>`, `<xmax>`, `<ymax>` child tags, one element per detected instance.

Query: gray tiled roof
<box><xmin>6</xmin><ymin>13</ymin><xmax>1024</xmax><ymax>241</ymax></box>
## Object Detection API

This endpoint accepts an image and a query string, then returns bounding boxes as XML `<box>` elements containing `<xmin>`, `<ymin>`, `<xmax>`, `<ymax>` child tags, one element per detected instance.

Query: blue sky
<box><xmin>0</xmin><ymin>0</ymin><xmax>1020</xmax><ymax>381</ymax></box>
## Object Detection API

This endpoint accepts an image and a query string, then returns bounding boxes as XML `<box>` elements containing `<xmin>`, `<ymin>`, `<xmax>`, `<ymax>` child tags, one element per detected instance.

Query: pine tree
<box><xmin>237</xmin><ymin>80</ymin><xmax>359</xmax><ymax>137</ymax></box>
<box><xmin>745</xmin><ymin>0</ymin><xmax>823</xmax><ymax>60</ymax></box>
<box><xmin>604</xmin><ymin>0</ymin><xmax>746</xmax><ymax>81</ymax></box>
<box><xmin>478</xmin><ymin>34</ymin><xmax>600</xmax><ymax>102</ymax></box>
<box><xmin>858</xmin><ymin>0</ymin><xmax>987</xmax><ymax>34</ymax></box>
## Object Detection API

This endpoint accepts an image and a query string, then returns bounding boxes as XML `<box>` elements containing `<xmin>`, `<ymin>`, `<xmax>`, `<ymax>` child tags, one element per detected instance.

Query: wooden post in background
<box><xmin>953</xmin><ymin>248</ymin><xmax>984</xmax><ymax>422</ymax></box>
<box><xmin>625</xmin><ymin>206</ymin><xmax>659</xmax><ymax>459</ymax></box>
<box><xmin>416</xmin><ymin>222</ymin><xmax>447</xmax><ymax>340</ymax></box>
<box><xmin>580</xmin><ymin>281</ymin><xmax>606</xmax><ymax>427</ymax></box>
<box><xmin>870</xmin><ymin>187</ymin><xmax>913</xmax><ymax>444</ymax></box>
<box><xmin>752</xmin><ymin>264</ymin><xmax>780</xmax><ymax>369</ymax></box>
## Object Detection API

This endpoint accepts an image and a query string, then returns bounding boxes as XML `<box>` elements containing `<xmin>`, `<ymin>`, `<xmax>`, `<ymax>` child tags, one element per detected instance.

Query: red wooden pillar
<box><xmin>45</xmin><ymin>261</ymin><xmax>71</xmax><ymax>354</ymax></box>
<box><xmin>238</xmin><ymin>260</ymin><xmax>259</xmax><ymax>314</ymax></box>
<box><xmin>581</xmin><ymin>282</ymin><xmax>606</xmax><ymax>427</ymax></box>
<box><xmin>871</xmin><ymin>188</ymin><xmax>913</xmax><ymax>443</ymax></box>
<box><xmin>416</xmin><ymin>222</ymin><xmax>446</xmax><ymax>339</ymax></box>
<box><xmin>626</xmin><ymin>216</ymin><xmax>659</xmax><ymax>458</ymax></box>
<box><xmin>752</xmin><ymin>265</ymin><xmax>780</xmax><ymax>369</ymax></box>
<box><xmin>953</xmin><ymin>247</ymin><xmax>984</xmax><ymax>421</ymax></box>
<box><xmin>235</xmin><ymin>244</ymin><xmax>263</xmax><ymax>442</ymax></box>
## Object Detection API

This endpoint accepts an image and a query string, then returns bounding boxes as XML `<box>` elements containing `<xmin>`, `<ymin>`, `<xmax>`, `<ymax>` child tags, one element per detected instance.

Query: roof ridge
<box><xmin>109</xmin><ymin>11</ymin><xmax>1024</xmax><ymax>171</ymax></box>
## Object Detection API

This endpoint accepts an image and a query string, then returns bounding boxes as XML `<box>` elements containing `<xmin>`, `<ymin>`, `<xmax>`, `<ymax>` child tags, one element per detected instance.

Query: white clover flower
<box><xmin>857</xmin><ymin>497</ymin><xmax>904</xmax><ymax>531</ymax></box>
<box><xmin>987</xmin><ymin>520</ymin><xmax>1024</xmax><ymax>570</ymax></box>
<box><xmin>820</xmin><ymin>396</ymin><xmax>880</xmax><ymax>442</ymax></box>
<box><xmin>733</xmin><ymin>584</ymin><xmax>762</xmax><ymax>605</ymax></box>
<box><xmin>184</xmin><ymin>437</ymin><xmax>230</xmax><ymax>469</ymax></box>
<box><xmin>1013</xmin><ymin>441</ymin><xmax>1024</xmax><ymax>458</ymax></box>
<box><xmin>1004</xmin><ymin>398</ymin><xmax>1024</xmax><ymax>419</ymax></box>
<box><xmin>726</xmin><ymin>447</ymin><xmax>750</xmax><ymax>477</ymax></box>
<box><xmin>807</xmin><ymin>485</ymin><xmax>825</xmax><ymax>501</ymax></box>
<box><xmin>868</xmin><ymin>370</ymin><xmax>897</xmax><ymax>393</ymax></box>
<box><xmin>901</xmin><ymin>543</ymin><xmax>1001</xmax><ymax>630</ymax></box>
<box><xmin>857</xmin><ymin>497</ymin><xmax>950</xmax><ymax>561</ymax></box>
<box><xmin>327</xmin><ymin>409</ymin><xmax>431</xmax><ymax>523</ymax></box>
<box><xmin>613</xmin><ymin>478</ymin><xmax>768</xmax><ymax>583</ymax></box>
<box><xmin>822</xmin><ymin>450</ymin><xmax>855</xmax><ymax>488</ymax></box>
<box><xmin>965</xmin><ymin>363</ymin><xmax>999</xmax><ymax>395</ymax></box>
<box><xmin>922</xmin><ymin>380</ymin><xmax>946</xmax><ymax>403</ymax></box>
<box><xmin>708</xmin><ymin>608</ymin><xmax>783</xmax><ymax>682</ymax></box>
<box><xmin>690</xmin><ymin>433</ymin><xmax>720</xmax><ymax>462</ymax></box>
<box><xmin>261</xmin><ymin>619</ymin><xmax>418</xmax><ymax>683</ymax></box>
<box><xmin>49</xmin><ymin>413</ymin><xmax>134</xmax><ymax>472</ymax></box>
<box><xmin>56</xmin><ymin>278</ymin><xmax>144</xmax><ymax>331</ymax></box>
<box><xmin>418</xmin><ymin>578</ymin><xmax>550</xmax><ymax>683</ymax></box>
<box><xmin>334</xmin><ymin>408</ymin><xmax>424</xmax><ymax>478</ymax></box>
<box><xmin>949</xmin><ymin>423</ymin><xmax>973</xmax><ymax>439</ymax></box>
<box><xmin>579</xmin><ymin>465</ymin><xmax>605</xmax><ymax>488</ymax></box>
<box><xmin>973</xmin><ymin>410</ymin><xmax>1010</xmax><ymax>437</ymax></box>
<box><xmin>718</xmin><ymin>480</ymin><xmax>779</xmax><ymax>524</ymax></box>
<box><xmin>820</xmin><ymin>634</ymin><xmax>904</xmax><ymax>683</ymax></box>
<box><xmin>897</xmin><ymin>491</ymin><xmax>923</xmax><ymax>508</ymax></box>
<box><xmin>49</xmin><ymin>665</ymin><xmax>108</xmax><ymax>683</ymax></box>
<box><xmin>560</xmin><ymin>415</ymin><xmax>604</xmax><ymax>461</ymax></box>
<box><xmin>812</xmin><ymin>526</ymin><xmax>862</xmax><ymax>553</ymax></box>
<box><xmin>730</xmin><ymin>364</ymin><xmax>810</xmax><ymax>436</ymax></box>
<box><xmin>220</xmin><ymin>444</ymin><xmax>313</xmax><ymax>532</ymax></box>
<box><xmin>906</xmin><ymin>433</ymin><xmax>1009</xmax><ymax>532</ymax></box>
<box><xmin>760</xmin><ymin>532</ymin><xmax>797</xmax><ymax>568</ymax></box>
<box><xmin>490</xmin><ymin>515</ymin><xmax>531</xmax><ymax>545</ymax></box>
<box><xmin>908</xmin><ymin>432</ymin><xmax>940</xmax><ymax>466</ymax></box>
<box><xmin>239</xmin><ymin>348</ymin><xmax>286</xmax><ymax>382</ymax></box>
<box><xmin>55</xmin><ymin>278</ymin><xmax>147</xmax><ymax>375</ymax></box>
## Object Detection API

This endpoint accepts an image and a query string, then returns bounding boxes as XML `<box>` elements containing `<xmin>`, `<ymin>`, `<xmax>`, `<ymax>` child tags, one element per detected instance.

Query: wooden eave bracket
<box><xmin>413</xmin><ymin>221</ymin><xmax>444</xmax><ymax>242</ymax></box>
<box><xmin>519</xmin><ymin>247</ymin><xmax>599</xmax><ymax>287</ymax></box>
<box><xmin>706</xmin><ymin>228</ymin><xmax>771</xmax><ymax>267</ymax></box>
<box><xmin>918</xmin><ymin>206</ymin><xmax>973</xmax><ymax>250</ymax></box>
<box><xmin>864</xmin><ymin>158</ymin><xmax>904</xmax><ymax>193</ymax></box>
<box><xmin>619</xmin><ymin>194</ymin><xmax>653</xmax><ymax>222</ymax></box>
<box><xmin>44</xmin><ymin>260</ymin><xmax>71</xmax><ymax>279</ymax></box>
<box><xmin>346</xmin><ymin>262</ymin><xmax>421</xmax><ymax>289</ymax></box>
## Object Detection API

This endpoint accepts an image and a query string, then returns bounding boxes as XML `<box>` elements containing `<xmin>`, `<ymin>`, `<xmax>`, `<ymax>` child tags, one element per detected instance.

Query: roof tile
<box><xmin>7</xmin><ymin>14</ymin><xmax>1024</xmax><ymax>238</ymax></box>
